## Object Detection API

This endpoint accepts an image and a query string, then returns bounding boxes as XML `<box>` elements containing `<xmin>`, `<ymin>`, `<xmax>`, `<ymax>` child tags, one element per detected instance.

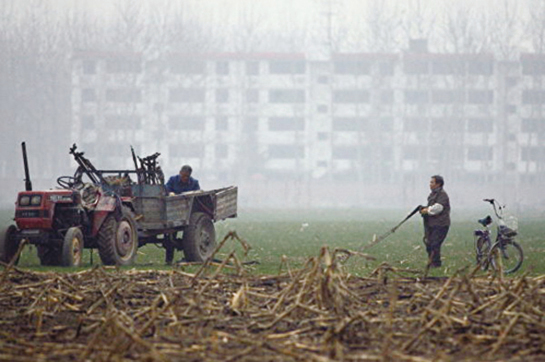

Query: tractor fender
<box><xmin>91</xmin><ymin>195</ymin><xmax>120</xmax><ymax>236</ymax></box>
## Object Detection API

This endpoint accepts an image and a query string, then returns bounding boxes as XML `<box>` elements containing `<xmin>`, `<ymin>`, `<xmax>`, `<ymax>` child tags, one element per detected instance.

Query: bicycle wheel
<box><xmin>490</xmin><ymin>239</ymin><xmax>523</xmax><ymax>274</ymax></box>
<box><xmin>475</xmin><ymin>236</ymin><xmax>491</xmax><ymax>270</ymax></box>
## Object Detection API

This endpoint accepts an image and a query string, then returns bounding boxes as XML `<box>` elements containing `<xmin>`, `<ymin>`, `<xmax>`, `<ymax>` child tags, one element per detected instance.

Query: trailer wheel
<box><xmin>182</xmin><ymin>212</ymin><xmax>216</xmax><ymax>262</ymax></box>
<box><xmin>98</xmin><ymin>207</ymin><xmax>138</xmax><ymax>266</ymax></box>
<box><xmin>38</xmin><ymin>246</ymin><xmax>61</xmax><ymax>266</ymax></box>
<box><xmin>62</xmin><ymin>227</ymin><xmax>84</xmax><ymax>267</ymax></box>
<box><xmin>0</xmin><ymin>225</ymin><xmax>20</xmax><ymax>265</ymax></box>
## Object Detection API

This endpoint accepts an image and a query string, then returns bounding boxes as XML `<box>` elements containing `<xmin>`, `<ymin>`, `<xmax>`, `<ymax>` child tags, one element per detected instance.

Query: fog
<box><xmin>1</xmin><ymin>0</ymin><xmax>544</xmax><ymax>212</ymax></box>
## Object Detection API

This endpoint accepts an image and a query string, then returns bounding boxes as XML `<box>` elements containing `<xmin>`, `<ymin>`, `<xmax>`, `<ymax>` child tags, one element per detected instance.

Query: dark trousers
<box><xmin>425</xmin><ymin>226</ymin><xmax>449</xmax><ymax>266</ymax></box>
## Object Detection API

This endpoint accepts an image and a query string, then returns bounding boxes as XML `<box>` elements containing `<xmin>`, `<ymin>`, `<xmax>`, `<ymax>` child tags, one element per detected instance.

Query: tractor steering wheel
<box><xmin>57</xmin><ymin>167</ymin><xmax>85</xmax><ymax>189</ymax></box>
<box><xmin>57</xmin><ymin>176</ymin><xmax>77</xmax><ymax>189</ymax></box>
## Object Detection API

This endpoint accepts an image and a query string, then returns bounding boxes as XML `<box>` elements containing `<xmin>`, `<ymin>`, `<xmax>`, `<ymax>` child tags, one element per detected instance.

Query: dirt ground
<box><xmin>0</xmin><ymin>247</ymin><xmax>544</xmax><ymax>362</ymax></box>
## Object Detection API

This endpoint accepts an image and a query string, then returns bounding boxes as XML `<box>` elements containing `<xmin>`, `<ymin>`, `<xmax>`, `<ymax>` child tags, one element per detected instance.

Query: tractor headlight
<box><xmin>30</xmin><ymin>195</ymin><xmax>42</xmax><ymax>206</ymax></box>
<box><xmin>19</xmin><ymin>195</ymin><xmax>30</xmax><ymax>206</ymax></box>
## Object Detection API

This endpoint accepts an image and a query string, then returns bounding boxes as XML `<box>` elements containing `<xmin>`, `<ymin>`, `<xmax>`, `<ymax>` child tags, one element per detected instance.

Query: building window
<box><xmin>246</xmin><ymin>61</ymin><xmax>259</xmax><ymax>75</ymax></box>
<box><xmin>269</xmin><ymin>61</ymin><xmax>305</xmax><ymax>74</ymax></box>
<box><xmin>168</xmin><ymin>116</ymin><xmax>205</xmax><ymax>131</ymax></box>
<box><xmin>521</xmin><ymin>147</ymin><xmax>544</xmax><ymax>161</ymax></box>
<box><xmin>269</xmin><ymin>89</ymin><xmax>305</xmax><ymax>103</ymax></box>
<box><xmin>333</xmin><ymin>117</ymin><xmax>366</xmax><ymax>132</ymax></box>
<box><xmin>333</xmin><ymin>90</ymin><xmax>369</xmax><ymax>103</ymax></box>
<box><xmin>169</xmin><ymin>88</ymin><xmax>205</xmax><ymax>103</ymax></box>
<box><xmin>216</xmin><ymin>117</ymin><xmax>228</xmax><ymax>131</ymax></box>
<box><xmin>522</xmin><ymin>90</ymin><xmax>545</xmax><ymax>104</ymax></box>
<box><xmin>317</xmin><ymin>75</ymin><xmax>329</xmax><ymax>84</ymax></box>
<box><xmin>216</xmin><ymin>61</ymin><xmax>229</xmax><ymax>75</ymax></box>
<box><xmin>82</xmin><ymin>60</ymin><xmax>96</xmax><ymax>75</ymax></box>
<box><xmin>317</xmin><ymin>105</ymin><xmax>328</xmax><ymax>113</ymax></box>
<box><xmin>169</xmin><ymin>144</ymin><xmax>204</xmax><ymax>158</ymax></box>
<box><xmin>404</xmin><ymin>59</ymin><xmax>429</xmax><ymax>75</ymax></box>
<box><xmin>317</xmin><ymin>132</ymin><xmax>328</xmax><ymax>140</ymax></box>
<box><xmin>404</xmin><ymin>90</ymin><xmax>429</xmax><ymax>104</ymax></box>
<box><xmin>468</xmin><ymin>90</ymin><xmax>494</xmax><ymax>104</ymax></box>
<box><xmin>105</xmin><ymin>115</ymin><xmax>142</xmax><ymax>130</ymax></box>
<box><xmin>380</xmin><ymin>117</ymin><xmax>393</xmax><ymax>132</ymax></box>
<box><xmin>403</xmin><ymin>146</ymin><xmax>424</xmax><ymax>160</ymax></box>
<box><xmin>332</xmin><ymin>146</ymin><xmax>358</xmax><ymax>160</ymax></box>
<box><xmin>506</xmin><ymin>77</ymin><xmax>518</xmax><ymax>87</ymax></box>
<box><xmin>170</xmin><ymin>60</ymin><xmax>205</xmax><ymax>74</ymax></box>
<box><xmin>379</xmin><ymin>62</ymin><xmax>394</xmax><ymax>76</ymax></box>
<box><xmin>268</xmin><ymin>117</ymin><xmax>304</xmax><ymax>131</ymax></box>
<box><xmin>380</xmin><ymin>90</ymin><xmax>394</xmax><ymax>104</ymax></box>
<box><xmin>468</xmin><ymin>146</ymin><xmax>493</xmax><ymax>161</ymax></box>
<box><xmin>82</xmin><ymin>89</ymin><xmax>96</xmax><ymax>102</ymax></box>
<box><xmin>403</xmin><ymin>118</ymin><xmax>429</xmax><ymax>132</ymax></box>
<box><xmin>247</xmin><ymin>89</ymin><xmax>259</xmax><ymax>103</ymax></box>
<box><xmin>106</xmin><ymin>89</ymin><xmax>142</xmax><ymax>103</ymax></box>
<box><xmin>468</xmin><ymin>118</ymin><xmax>493</xmax><ymax>133</ymax></box>
<box><xmin>430</xmin><ymin>118</ymin><xmax>461</xmax><ymax>133</ymax></box>
<box><xmin>216</xmin><ymin>89</ymin><xmax>229</xmax><ymax>103</ymax></box>
<box><xmin>106</xmin><ymin>59</ymin><xmax>141</xmax><ymax>73</ymax></box>
<box><xmin>243</xmin><ymin>117</ymin><xmax>258</xmax><ymax>132</ymax></box>
<box><xmin>506</xmin><ymin>104</ymin><xmax>517</xmax><ymax>114</ymax></box>
<box><xmin>431</xmin><ymin>60</ymin><xmax>465</xmax><ymax>75</ymax></box>
<box><xmin>522</xmin><ymin>59</ymin><xmax>545</xmax><ymax>75</ymax></box>
<box><xmin>333</xmin><ymin>61</ymin><xmax>371</xmax><ymax>75</ymax></box>
<box><xmin>82</xmin><ymin>116</ymin><xmax>95</xmax><ymax>129</ymax></box>
<box><xmin>381</xmin><ymin>147</ymin><xmax>393</xmax><ymax>161</ymax></box>
<box><xmin>268</xmin><ymin>144</ymin><xmax>304</xmax><ymax>159</ymax></box>
<box><xmin>521</xmin><ymin>118</ymin><xmax>544</xmax><ymax>133</ymax></box>
<box><xmin>216</xmin><ymin>144</ymin><xmax>228</xmax><ymax>159</ymax></box>
<box><xmin>468</xmin><ymin>60</ymin><xmax>493</xmax><ymax>75</ymax></box>
<box><xmin>432</xmin><ymin>90</ymin><xmax>464</xmax><ymax>104</ymax></box>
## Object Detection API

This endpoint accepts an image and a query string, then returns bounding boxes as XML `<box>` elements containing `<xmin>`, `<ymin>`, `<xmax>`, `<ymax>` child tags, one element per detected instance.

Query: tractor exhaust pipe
<box><xmin>21</xmin><ymin>142</ymin><xmax>32</xmax><ymax>191</ymax></box>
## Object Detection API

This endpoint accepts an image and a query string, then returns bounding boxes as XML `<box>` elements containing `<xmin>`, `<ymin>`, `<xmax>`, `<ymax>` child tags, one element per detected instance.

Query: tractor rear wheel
<box><xmin>98</xmin><ymin>207</ymin><xmax>138</xmax><ymax>266</ymax></box>
<box><xmin>182</xmin><ymin>212</ymin><xmax>216</xmax><ymax>262</ymax></box>
<box><xmin>62</xmin><ymin>227</ymin><xmax>84</xmax><ymax>267</ymax></box>
<box><xmin>0</xmin><ymin>225</ymin><xmax>20</xmax><ymax>265</ymax></box>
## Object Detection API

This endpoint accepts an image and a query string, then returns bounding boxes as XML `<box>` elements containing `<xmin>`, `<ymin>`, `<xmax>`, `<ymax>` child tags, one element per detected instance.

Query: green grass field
<box><xmin>1</xmin><ymin>207</ymin><xmax>543</xmax><ymax>276</ymax></box>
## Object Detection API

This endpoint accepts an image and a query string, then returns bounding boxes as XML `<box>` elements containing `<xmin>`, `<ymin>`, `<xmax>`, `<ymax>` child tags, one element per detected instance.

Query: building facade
<box><xmin>71</xmin><ymin>49</ymin><xmax>545</xmax><ymax>208</ymax></box>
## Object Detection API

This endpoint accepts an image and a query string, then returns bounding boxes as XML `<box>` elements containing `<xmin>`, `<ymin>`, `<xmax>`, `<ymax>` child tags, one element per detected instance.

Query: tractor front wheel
<box><xmin>98</xmin><ymin>207</ymin><xmax>138</xmax><ymax>266</ymax></box>
<box><xmin>38</xmin><ymin>246</ymin><xmax>61</xmax><ymax>266</ymax></box>
<box><xmin>182</xmin><ymin>212</ymin><xmax>216</xmax><ymax>262</ymax></box>
<box><xmin>62</xmin><ymin>227</ymin><xmax>84</xmax><ymax>267</ymax></box>
<box><xmin>0</xmin><ymin>225</ymin><xmax>20</xmax><ymax>265</ymax></box>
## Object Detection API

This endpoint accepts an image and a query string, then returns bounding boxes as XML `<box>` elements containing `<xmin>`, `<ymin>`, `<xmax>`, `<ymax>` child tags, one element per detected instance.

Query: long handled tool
<box><xmin>337</xmin><ymin>205</ymin><xmax>423</xmax><ymax>263</ymax></box>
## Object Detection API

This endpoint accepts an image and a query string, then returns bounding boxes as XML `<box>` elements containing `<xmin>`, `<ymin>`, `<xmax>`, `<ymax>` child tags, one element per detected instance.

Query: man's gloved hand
<box><xmin>169</xmin><ymin>192</ymin><xmax>175</xmax><ymax>196</ymax></box>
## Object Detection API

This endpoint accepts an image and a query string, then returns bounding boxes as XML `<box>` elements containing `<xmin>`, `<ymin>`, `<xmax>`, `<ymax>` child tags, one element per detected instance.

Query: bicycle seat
<box><xmin>478</xmin><ymin>215</ymin><xmax>492</xmax><ymax>226</ymax></box>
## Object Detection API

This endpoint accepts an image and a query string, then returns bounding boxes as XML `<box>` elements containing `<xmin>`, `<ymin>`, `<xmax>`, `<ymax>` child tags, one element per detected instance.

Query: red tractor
<box><xmin>0</xmin><ymin>143</ymin><xmax>237</xmax><ymax>267</ymax></box>
<box><xmin>0</xmin><ymin>143</ymin><xmax>139</xmax><ymax>266</ymax></box>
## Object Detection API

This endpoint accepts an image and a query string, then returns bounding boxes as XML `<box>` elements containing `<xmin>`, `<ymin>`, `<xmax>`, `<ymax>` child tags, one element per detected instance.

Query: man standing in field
<box><xmin>165</xmin><ymin>165</ymin><xmax>200</xmax><ymax>195</ymax></box>
<box><xmin>419</xmin><ymin>175</ymin><xmax>450</xmax><ymax>267</ymax></box>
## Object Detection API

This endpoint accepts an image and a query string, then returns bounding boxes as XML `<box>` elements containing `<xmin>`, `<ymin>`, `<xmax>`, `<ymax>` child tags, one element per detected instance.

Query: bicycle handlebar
<box><xmin>483</xmin><ymin>198</ymin><xmax>503</xmax><ymax>219</ymax></box>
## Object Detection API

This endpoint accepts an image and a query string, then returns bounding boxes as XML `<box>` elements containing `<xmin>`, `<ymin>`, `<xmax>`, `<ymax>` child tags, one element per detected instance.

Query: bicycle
<box><xmin>474</xmin><ymin>198</ymin><xmax>524</xmax><ymax>274</ymax></box>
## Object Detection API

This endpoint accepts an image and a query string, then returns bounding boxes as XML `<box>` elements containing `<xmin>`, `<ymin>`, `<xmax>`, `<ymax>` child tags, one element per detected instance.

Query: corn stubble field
<box><xmin>1</xmin><ymin>208</ymin><xmax>544</xmax><ymax>361</ymax></box>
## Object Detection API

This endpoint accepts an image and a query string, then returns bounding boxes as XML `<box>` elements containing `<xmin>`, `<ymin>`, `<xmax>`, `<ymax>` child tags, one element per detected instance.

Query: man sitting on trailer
<box><xmin>165</xmin><ymin>165</ymin><xmax>200</xmax><ymax>195</ymax></box>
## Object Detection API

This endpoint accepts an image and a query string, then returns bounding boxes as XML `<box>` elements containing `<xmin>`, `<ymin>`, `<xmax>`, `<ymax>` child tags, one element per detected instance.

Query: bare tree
<box><xmin>486</xmin><ymin>0</ymin><xmax>525</xmax><ymax>59</ymax></box>
<box><xmin>399</xmin><ymin>0</ymin><xmax>438</xmax><ymax>50</ymax></box>
<box><xmin>363</xmin><ymin>0</ymin><xmax>403</xmax><ymax>53</ymax></box>
<box><xmin>526</xmin><ymin>0</ymin><xmax>545</xmax><ymax>53</ymax></box>
<box><xmin>439</xmin><ymin>3</ymin><xmax>489</xmax><ymax>54</ymax></box>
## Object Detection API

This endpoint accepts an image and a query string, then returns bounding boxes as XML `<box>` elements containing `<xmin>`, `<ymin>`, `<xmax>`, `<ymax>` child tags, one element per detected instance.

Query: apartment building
<box><xmin>71</xmin><ymin>49</ymin><xmax>545</xmax><ymax>207</ymax></box>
